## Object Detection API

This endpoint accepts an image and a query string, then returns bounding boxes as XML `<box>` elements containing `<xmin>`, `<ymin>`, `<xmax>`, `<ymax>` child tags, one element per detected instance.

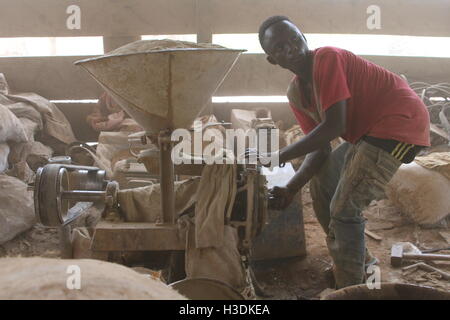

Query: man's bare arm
<box><xmin>279</xmin><ymin>100</ymin><xmax>346</xmax><ymax>164</ymax></box>
<box><xmin>268</xmin><ymin>146</ymin><xmax>330</xmax><ymax>210</ymax></box>
<box><xmin>286</xmin><ymin>145</ymin><xmax>331</xmax><ymax>193</ymax></box>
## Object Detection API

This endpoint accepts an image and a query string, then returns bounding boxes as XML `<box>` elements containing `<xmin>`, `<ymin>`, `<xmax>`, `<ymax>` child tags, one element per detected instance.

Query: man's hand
<box><xmin>268</xmin><ymin>186</ymin><xmax>297</xmax><ymax>210</ymax></box>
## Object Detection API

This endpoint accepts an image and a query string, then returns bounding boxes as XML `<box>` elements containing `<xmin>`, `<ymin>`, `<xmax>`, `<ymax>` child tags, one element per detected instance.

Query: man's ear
<box><xmin>266</xmin><ymin>56</ymin><xmax>277</xmax><ymax>65</ymax></box>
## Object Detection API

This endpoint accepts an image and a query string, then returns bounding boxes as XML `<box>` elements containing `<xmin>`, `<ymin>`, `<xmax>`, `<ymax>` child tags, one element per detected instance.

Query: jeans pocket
<box><xmin>375</xmin><ymin>150</ymin><xmax>401</xmax><ymax>183</ymax></box>
<box><xmin>353</xmin><ymin>176</ymin><xmax>386</xmax><ymax>204</ymax></box>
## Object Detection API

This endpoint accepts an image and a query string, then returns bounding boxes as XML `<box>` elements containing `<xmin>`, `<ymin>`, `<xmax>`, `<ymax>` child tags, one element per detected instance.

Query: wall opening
<box><xmin>141</xmin><ymin>34</ymin><xmax>197</xmax><ymax>42</ymax></box>
<box><xmin>0</xmin><ymin>37</ymin><xmax>103</xmax><ymax>57</ymax></box>
<box><xmin>213</xmin><ymin>33</ymin><xmax>450</xmax><ymax>58</ymax></box>
<box><xmin>212</xmin><ymin>96</ymin><xmax>288</xmax><ymax>103</ymax></box>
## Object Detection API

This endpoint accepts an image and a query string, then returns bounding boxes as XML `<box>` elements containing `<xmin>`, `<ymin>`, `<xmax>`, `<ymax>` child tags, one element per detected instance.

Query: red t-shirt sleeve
<box><xmin>315</xmin><ymin>51</ymin><xmax>351</xmax><ymax>112</ymax></box>
<box><xmin>290</xmin><ymin>104</ymin><xmax>317</xmax><ymax>135</ymax></box>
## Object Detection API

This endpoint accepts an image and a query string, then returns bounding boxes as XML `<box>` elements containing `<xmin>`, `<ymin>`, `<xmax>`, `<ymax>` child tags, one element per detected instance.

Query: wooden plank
<box><xmin>216</xmin><ymin>54</ymin><xmax>450</xmax><ymax>96</ymax></box>
<box><xmin>209</xmin><ymin>0</ymin><xmax>450</xmax><ymax>37</ymax></box>
<box><xmin>0</xmin><ymin>55</ymin><xmax>103</xmax><ymax>100</ymax></box>
<box><xmin>0</xmin><ymin>0</ymin><xmax>197</xmax><ymax>37</ymax></box>
<box><xmin>365</xmin><ymin>229</ymin><xmax>383</xmax><ymax>241</ymax></box>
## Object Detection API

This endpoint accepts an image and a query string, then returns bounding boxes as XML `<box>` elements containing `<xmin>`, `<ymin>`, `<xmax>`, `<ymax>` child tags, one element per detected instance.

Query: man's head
<box><xmin>259</xmin><ymin>16</ymin><xmax>310</xmax><ymax>75</ymax></box>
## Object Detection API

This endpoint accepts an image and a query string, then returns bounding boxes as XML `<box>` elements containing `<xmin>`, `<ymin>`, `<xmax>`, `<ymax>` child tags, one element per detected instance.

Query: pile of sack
<box><xmin>0</xmin><ymin>73</ymin><xmax>76</xmax><ymax>244</ymax></box>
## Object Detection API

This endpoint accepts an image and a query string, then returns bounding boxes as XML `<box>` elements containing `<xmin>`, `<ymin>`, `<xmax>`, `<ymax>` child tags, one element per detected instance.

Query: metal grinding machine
<box><xmin>33</xmin><ymin>40</ymin><xmax>306</xmax><ymax>299</ymax></box>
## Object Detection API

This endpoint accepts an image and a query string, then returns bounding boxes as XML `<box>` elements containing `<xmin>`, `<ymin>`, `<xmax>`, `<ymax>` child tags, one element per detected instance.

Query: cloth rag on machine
<box><xmin>118</xmin><ymin>177</ymin><xmax>200</xmax><ymax>222</ymax></box>
<box><xmin>194</xmin><ymin>164</ymin><xmax>237</xmax><ymax>249</ymax></box>
<box><xmin>187</xmin><ymin>164</ymin><xmax>252</xmax><ymax>297</ymax></box>
<box><xmin>117</xmin><ymin>163</ymin><xmax>238</xmax><ymax>247</ymax></box>
<box><xmin>183</xmin><ymin>216</ymin><xmax>249</xmax><ymax>295</ymax></box>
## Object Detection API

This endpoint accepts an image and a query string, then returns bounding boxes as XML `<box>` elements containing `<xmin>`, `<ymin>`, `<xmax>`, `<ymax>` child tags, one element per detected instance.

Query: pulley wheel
<box><xmin>34</xmin><ymin>164</ymin><xmax>70</xmax><ymax>227</ymax></box>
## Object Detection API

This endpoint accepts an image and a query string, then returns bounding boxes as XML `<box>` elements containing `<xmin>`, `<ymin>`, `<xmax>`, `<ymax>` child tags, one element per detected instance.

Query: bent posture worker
<box><xmin>259</xmin><ymin>16</ymin><xmax>430</xmax><ymax>288</ymax></box>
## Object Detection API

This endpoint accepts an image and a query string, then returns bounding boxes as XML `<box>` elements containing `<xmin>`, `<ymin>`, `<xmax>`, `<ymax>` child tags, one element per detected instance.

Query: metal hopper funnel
<box><xmin>75</xmin><ymin>40</ymin><xmax>245</xmax><ymax>132</ymax></box>
<box><xmin>75</xmin><ymin>40</ymin><xmax>244</xmax><ymax>226</ymax></box>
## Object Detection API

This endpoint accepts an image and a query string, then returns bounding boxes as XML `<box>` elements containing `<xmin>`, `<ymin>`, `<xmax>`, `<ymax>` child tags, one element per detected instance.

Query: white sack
<box><xmin>0</xmin><ymin>143</ymin><xmax>10</xmax><ymax>172</ymax></box>
<box><xmin>0</xmin><ymin>104</ymin><xmax>27</xmax><ymax>144</ymax></box>
<box><xmin>386</xmin><ymin>162</ymin><xmax>450</xmax><ymax>225</ymax></box>
<box><xmin>0</xmin><ymin>257</ymin><xmax>186</xmax><ymax>300</ymax></box>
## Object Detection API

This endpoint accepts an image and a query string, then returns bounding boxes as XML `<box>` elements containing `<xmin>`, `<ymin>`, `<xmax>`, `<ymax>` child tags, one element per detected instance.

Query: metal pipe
<box><xmin>159</xmin><ymin>131</ymin><xmax>176</xmax><ymax>224</ymax></box>
<box><xmin>61</xmin><ymin>190</ymin><xmax>105</xmax><ymax>202</ymax></box>
<box><xmin>58</xmin><ymin>224</ymin><xmax>73</xmax><ymax>259</ymax></box>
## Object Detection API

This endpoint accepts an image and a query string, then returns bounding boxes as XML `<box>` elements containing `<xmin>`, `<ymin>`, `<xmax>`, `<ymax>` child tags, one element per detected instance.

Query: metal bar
<box><xmin>58</xmin><ymin>224</ymin><xmax>72</xmax><ymax>259</ymax></box>
<box><xmin>61</xmin><ymin>190</ymin><xmax>105</xmax><ymax>202</ymax></box>
<box><xmin>159</xmin><ymin>133</ymin><xmax>176</xmax><ymax>224</ymax></box>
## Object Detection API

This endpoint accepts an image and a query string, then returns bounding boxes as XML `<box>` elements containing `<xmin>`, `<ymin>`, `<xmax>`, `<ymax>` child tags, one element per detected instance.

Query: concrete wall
<box><xmin>1</xmin><ymin>0</ymin><xmax>448</xmax><ymax>37</ymax></box>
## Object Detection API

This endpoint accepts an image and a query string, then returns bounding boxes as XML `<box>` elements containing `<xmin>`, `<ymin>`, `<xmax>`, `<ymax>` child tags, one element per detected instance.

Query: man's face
<box><xmin>261</xmin><ymin>20</ymin><xmax>309</xmax><ymax>75</ymax></box>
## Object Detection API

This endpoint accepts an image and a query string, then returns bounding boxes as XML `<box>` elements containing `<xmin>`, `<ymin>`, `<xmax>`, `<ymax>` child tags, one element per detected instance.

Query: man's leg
<box><xmin>327</xmin><ymin>140</ymin><xmax>401</xmax><ymax>288</ymax></box>
<box><xmin>309</xmin><ymin>142</ymin><xmax>352</xmax><ymax>234</ymax></box>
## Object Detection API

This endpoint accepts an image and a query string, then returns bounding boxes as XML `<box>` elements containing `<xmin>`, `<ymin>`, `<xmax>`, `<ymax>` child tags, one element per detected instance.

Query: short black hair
<box><xmin>258</xmin><ymin>15</ymin><xmax>291</xmax><ymax>44</ymax></box>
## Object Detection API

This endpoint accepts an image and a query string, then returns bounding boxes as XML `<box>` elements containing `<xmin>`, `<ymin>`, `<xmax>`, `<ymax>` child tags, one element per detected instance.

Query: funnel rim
<box><xmin>74</xmin><ymin>48</ymin><xmax>247</xmax><ymax>65</ymax></box>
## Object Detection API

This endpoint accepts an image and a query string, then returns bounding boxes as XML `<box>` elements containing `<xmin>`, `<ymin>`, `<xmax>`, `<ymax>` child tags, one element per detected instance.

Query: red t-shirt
<box><xmin>290</xmin><ymin>46</ymin><xmax>430</xmax><ymax>146</ymax></box>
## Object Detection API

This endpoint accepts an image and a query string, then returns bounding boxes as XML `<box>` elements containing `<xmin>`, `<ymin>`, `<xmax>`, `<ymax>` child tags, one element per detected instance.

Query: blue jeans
<box><xmin>310</xmin><ymin>140</ymin><xmax>401</xmax><ymax>288</ymax></box>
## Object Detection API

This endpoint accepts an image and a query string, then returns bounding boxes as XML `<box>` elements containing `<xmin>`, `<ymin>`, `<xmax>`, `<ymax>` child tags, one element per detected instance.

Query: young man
<box><xmin>259</xmin><ymin>16</ymin><xmax>430</xmax><ymax>288</ymax></box>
